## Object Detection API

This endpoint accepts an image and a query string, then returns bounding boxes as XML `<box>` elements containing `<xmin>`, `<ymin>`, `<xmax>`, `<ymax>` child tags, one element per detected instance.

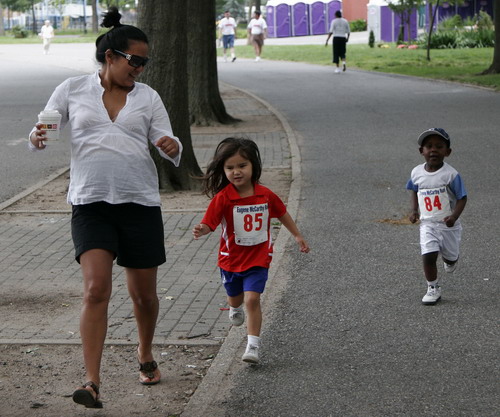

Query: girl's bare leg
<box><xmin>244</xmin><ymin>291</ymin><xmax>262</xmax><ymax>336</ymax></box>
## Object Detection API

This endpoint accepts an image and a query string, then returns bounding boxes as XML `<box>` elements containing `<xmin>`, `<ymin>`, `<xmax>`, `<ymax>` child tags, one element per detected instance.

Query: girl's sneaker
<box><xmin>422</xmin><ymin>285</ymin><xmax>441</xmax><ymax>305</ymax></box>
<box><xmin>229</xmin><ymin>307</ymin><xmax>245</xmax><ymax>326</ymax></box>
<box><xmin>242</xmin><ymin>344</ymin><xmax>259</xmax><ymax>364</ymax></box>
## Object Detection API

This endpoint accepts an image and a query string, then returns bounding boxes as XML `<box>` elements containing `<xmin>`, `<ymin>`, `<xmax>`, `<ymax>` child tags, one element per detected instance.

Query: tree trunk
<box><xmin>407</xmin><ymin>11</ymin><xmax>412</xmax><ymax>44</ymax></box>
<box><xmin>187</xmin><ymin>0</ymin><xmax>237</xmax><ymax>126</ymax></box>
<box><xmin>248</xmin><ymin>0</ymin><xmax>262</xmax><ymax>19</ymax></box>
<box><xmin>426</xmin><ymin>0</ymin><xmax>440</xmax><ymax>62</ymax></box>
<box><xmin>138</xmin><ymin>0</ymin><xmax>202</xmax><ymax>191</ymax></box>
<box><xmin>31</xmin><ymin>2</ymin><xmax>37</xmax><ymax>35</ymax></box>
<box><xmin>482</xmin><ymin>0</ymin><xmax>500</xmax><ymax>74</ymax></box>
<box><xmin>0</xmin><ymin>6</ymin><xmax>5</xmax><ymax>36</ymax></box>
<box><xmin>91</xmin><ymin>0</ymin><xmax>98</xmax><ymax>34</ymax></box>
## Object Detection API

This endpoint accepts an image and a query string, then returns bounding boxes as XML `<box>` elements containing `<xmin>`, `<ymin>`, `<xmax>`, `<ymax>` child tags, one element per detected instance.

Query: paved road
<box><xmin>199</xmin><ymin>61</ymin><xmax>500</xmax><ymax>416</ymax></box>
<box><xmin>0</xmin><ymin>44</ymin><xmax>97</xmax><ymax>204</ymax></box>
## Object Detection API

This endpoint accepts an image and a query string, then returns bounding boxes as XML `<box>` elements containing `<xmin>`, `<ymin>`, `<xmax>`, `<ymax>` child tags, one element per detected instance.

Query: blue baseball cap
<box><xmin>418</xmin><ymin>128</ymin><xmax>451</xmax><ymax>146</ymax></box>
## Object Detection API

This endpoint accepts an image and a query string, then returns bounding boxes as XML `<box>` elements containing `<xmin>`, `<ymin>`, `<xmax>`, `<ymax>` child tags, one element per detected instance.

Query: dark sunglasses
<box><xmin>113</xmin><ymin>49</ymin><xmax>149</xmax><ymax>68</ymax></box>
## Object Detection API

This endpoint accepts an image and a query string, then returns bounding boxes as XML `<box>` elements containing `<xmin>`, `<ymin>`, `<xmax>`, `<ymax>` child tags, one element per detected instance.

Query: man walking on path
<box><xmin>40</xmin><ymin>20</ymin><xmax>55</xmax><ymax>55</ymax></box>
<box><xmin>218</xmin><ymin>10</ymin><xmax>237</xmax><ymax>62</ymax></box>
<box><xmin>247</xmin><ymin>10</ymin><xmax>267</xmax><ymax>62</ymax></box>
<box><xmin>325</xmin><ymin>10</ymin><xmax>350</xmax><ymax>73</ymax></box>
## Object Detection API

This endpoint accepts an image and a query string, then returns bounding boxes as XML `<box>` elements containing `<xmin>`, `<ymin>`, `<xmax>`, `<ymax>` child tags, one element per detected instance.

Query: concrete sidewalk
<box><xmin>0</xmin><ymin>83</ymin><xmax>294</xmax><ymax>347</ymax></box>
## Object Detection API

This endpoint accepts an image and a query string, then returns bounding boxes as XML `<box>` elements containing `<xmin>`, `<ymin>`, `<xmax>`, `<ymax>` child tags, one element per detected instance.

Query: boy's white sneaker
<box><xmin>229</xmin><ymin>308</ymin><xmax>245</xmax><ymax>326</ymax></box>
<box><xmin>422</xmin><ymin>285</ymin><xmax>441</xmax><ymax>305</ymax></box>
<box><xmin>334</xmin><ymin>67</ymin><xmax>341</xmax><ymax>73</ymax></box>
<box><xmin>242</xmin><ymin>344</ymin><xmax>260</xmax><ymax>364</ymax></box>
<box><xmin>444</xmin><ymin>261</ymin><xmax>457</xmax><ymax>273</ymax></box>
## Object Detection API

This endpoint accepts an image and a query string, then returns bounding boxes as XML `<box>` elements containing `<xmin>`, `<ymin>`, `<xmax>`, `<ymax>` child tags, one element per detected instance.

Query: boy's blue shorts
<box><xmin>222</xmin><ymin>34</ymin><xmax>235</xmax><ymax>49</ymax></box>
<box><xmin>220</xmin><ymin>267</ymin><xmax>269</xmax><ymax>297</ymax></box>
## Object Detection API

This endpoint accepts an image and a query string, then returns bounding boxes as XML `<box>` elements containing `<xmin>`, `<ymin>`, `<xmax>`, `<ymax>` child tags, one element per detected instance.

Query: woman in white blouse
<box><xmin>29</xmin><ymin>7</ymin><xmax>181</xmax><ymax>409</ymax></box>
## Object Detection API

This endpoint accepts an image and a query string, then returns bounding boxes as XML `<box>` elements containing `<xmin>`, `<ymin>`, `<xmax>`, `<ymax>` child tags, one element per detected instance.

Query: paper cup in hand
<box><xmin>38</xmin><ymin>110</ymin><xmax>62</xmax><ymax>140</ymax></box>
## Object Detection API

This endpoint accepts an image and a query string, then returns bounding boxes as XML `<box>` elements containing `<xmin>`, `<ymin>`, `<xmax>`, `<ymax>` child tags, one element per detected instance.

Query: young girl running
<box><xmin>192</xmin><ymin>137</ymin><xmax>310</xmax><ymax>364</ymax></box>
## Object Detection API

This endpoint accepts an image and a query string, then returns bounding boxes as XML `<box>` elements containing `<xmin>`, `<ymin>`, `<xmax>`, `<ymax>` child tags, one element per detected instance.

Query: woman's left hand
<box><xmin>156</xmin><ymin>136</ymin><xmax>179</xmax><ymax>158</ymax></box>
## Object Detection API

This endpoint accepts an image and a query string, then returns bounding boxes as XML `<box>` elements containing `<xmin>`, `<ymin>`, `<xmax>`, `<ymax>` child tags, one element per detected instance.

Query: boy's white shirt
<box><xmin>409</xmin><ymin>162</ymin><xmax>464</xmax><ymax>226</ymax></box>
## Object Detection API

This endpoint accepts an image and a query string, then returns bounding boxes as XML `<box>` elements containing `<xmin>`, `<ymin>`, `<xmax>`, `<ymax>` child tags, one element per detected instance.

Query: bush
<box><xmin>368</xmin><ymin>30</ymin><xmax>375</xmax><ymax>48</ymax></box>
<box><xmin>350</xmin><ymin>19</ymin><xmax>367</xmax><ymax>32</ymax></box>
<box><xmin>438</xmin><ymin>14</ymin><xmax>463</xmax><ymax>30</ymax></box>
<box><xmin>11</xmin><ymin>25</ymin><xmax>28</xmax><ymax>38</ymax></box>
<box><xmin>418</xmin><ymin>27</ymin><xmax>494</xmax><ymax>49</ymax></box>
<box><xmin>476</xmin><ymin>10</ymin><xmax>494</xmax><ymax>30</ymax></box>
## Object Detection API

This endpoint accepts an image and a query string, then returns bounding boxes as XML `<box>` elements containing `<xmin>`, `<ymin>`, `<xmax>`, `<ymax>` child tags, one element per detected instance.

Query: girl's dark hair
<box><xmin>95</xmin><ymin>7</ymin><xmax>148</xmax><ymax>64</ymax></box>
<box><xmin>203</xmin><ymin>137</ymin><xmax>262</xmax><ymax>198</ymax></box>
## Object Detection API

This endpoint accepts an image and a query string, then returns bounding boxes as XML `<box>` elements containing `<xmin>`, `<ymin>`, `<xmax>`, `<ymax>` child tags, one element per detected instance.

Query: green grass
<box><xmin>230</xmin><ymin>44</ymin><xmax>500</xmax><ymax>91</ymax></box>
<box><xmin>0</xmin><ymin>33</ymin><xmax>99</xmax><ymax>44</ymax></box>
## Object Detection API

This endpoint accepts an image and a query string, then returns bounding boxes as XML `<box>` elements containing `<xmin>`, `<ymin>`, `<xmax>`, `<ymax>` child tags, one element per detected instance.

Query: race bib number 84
<box><xmin>417</xmin><ymin>187</ymin><xmax>451</xmax><ymax>220</ymax></box>
<box><xmin>233</xmin><ymin>204</ymin><xmax>269</xmax><ymax>246</ymax></box>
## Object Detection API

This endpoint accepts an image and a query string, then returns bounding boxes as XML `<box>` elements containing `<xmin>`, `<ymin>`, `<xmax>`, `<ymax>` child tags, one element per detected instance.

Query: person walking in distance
<box><xmin>406</xmin><ymin>128</ymin><xmax>467</xmax><ymax>305</ymax></box>
<box><xmin>325</xmin><ymin>10</ymin><xmax>350</xmax><ymax>73</ymax></box>
<box><xmin>247</xmin><ymin>10</ymin><xmax>268</xmax><ymax>62</ymax></box>
<box><xmin>40</xmin><ymin>20</ymin><xmax>55</xmax><ymax>55</ymax></box>
<box><xmin>218</xmin><ymin>10</ymin><xmax>237</xmax><ymax>62</ymax></box>
<box><xmin>29</xmin><ymin>7</ymin><xmax>182</xmax><ymax>408</ymax></box>
<box><xmin>193</xmin><ymin>138</ymin><xmax>310</xmax><ymax>364</ymax></box>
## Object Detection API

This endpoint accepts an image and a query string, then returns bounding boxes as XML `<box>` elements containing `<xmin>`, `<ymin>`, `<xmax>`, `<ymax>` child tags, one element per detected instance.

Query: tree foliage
<box><xmin>222</xmin><ymin>0</ymin><xmax>246</xmax><ymax>21</ymax></box>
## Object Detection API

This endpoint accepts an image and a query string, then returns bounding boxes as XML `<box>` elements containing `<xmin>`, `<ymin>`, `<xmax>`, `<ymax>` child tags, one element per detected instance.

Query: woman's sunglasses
<box><xmin>113</xmin><ymin>49</ymin><xmax>150</xmax><ymax>68</ymax></box>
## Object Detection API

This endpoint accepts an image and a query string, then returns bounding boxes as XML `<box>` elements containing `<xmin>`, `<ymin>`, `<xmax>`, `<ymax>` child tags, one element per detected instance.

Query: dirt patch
<box><xmin>0</xmin><ymin>343</ymin><xmax>218</xmax><ymax>417</ymax></box>
<box><xmin>376</xmin><ymin>217</ymin><xmax>413</xmax><ymax>225</ymax></box>
<box><xmin>4</xmin><ymin>168</ymin><xmax>291</xmax><ymax>212</ymax></box>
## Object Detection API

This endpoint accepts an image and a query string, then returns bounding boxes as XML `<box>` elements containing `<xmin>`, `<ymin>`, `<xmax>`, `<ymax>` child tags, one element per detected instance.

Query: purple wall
<box><xmin>327</xmin><ymin>1</ymin><xmax>342</xmax><ymax>27</ymax></box>
<box><xmin>276</xmin><ymin>3</ymin><xmax>291</xmax><ymax>37</ymax></box>
<box><xmin>380</xmin><ymin>6</ymin><xmax>417</xmax><ymax>42</ymax></box>
<box><xmin>380</xmin><ymin>6</ymin><xmax>393</xmax><ymax>42</ymax></box>
<box><xmin>292</xmin><ymin>3</ymin><xmax>309</xmax><ymax>36</ymax></box>
<box><xmin>437</xmin><ymin>0</ymin><xmax>494</xmax><ymax>22</ymax></box>
<box><xmin>392</xmin><ymin>11</ymin><xmax>418</xmax><ymax>41</ymax></box>
<box><xmin>266</xmin><ymin>5</ymin><xmax>276</xmax><ymax>37</ymax></box>
<box><xmin>309</xmin><ymin>2</ymin><xmax>327</xmax><ymax>35</ymax></box>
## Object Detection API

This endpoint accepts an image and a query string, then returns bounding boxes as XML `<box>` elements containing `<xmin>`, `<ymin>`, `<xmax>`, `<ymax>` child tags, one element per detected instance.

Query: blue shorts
<box><xmin>220</xmin><ymin>267</ymin><xmax>268</xmax><ymax>297</ymax></box>
<box><xmin>222</xmin><ymin>34</ymin><xmax>235</xmax><ymax>49</ymax></box>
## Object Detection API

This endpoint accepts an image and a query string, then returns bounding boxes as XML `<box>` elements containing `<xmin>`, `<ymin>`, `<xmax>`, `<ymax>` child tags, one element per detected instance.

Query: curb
<box><xmin>0</xmin><ymin>166</ymin><xmax>70</xmax><ymax>212</ymax></box>
<box><xmin>181</xmin><ymin>83</ymin><xmax>303</xmax><ymax>417</ymax></box>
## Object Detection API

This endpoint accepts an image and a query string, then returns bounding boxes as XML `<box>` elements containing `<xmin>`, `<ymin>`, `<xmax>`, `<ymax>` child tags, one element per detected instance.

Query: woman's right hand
<box><xmin>30</xmin><ymin>123</ymin><xmax>47</xmax><ymax>149</ymax></box>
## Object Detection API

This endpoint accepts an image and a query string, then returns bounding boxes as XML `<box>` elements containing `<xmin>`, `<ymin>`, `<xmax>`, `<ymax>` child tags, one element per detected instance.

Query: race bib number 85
<box><xmin>233</xmin><ymin>204</ymin><xmax>269</xmax><ymax>246</ymax></box>
<box><xmin>417</xmin><ymin>187</ymin><xmax>451</xmax><ymax>220</ymax></box>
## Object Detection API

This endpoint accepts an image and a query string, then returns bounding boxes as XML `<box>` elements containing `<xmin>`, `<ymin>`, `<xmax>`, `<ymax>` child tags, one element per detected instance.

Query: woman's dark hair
<box><xmin>95</xmin><ymin>7</ymin><xmax>148</xmax><ymax>64</ymax></box>
<box><xmin>203</xmin><ymin>137</ymin><xmax>262</xmax><ymax>198</ymax></box>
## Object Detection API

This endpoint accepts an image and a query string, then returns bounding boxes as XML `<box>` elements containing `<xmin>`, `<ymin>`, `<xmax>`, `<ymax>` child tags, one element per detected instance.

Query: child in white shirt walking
<box><xmin>406</xmin><ymin>128</ymin><xmax>467</xmax><ymax>305</ymax></box>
